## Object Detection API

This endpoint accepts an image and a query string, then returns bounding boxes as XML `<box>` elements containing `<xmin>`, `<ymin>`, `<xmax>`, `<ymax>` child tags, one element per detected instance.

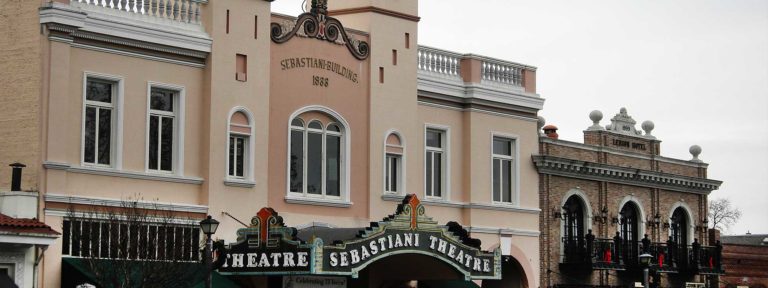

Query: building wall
<box><xmin>721</xmin><ymin>244</ymin><xmax>768</xmax><ymax>288</ymax></box>
<box><xmin>0</xmin><ymin>0</ymin><xmax>42</xmax><ymax>191</ymax></box>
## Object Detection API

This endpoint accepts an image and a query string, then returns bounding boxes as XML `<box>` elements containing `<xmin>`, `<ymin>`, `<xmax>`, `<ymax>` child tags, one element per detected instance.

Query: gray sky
<box><xmin>272</xmin><ymin>0</ymin><xmax>768</xmax><ymax>235</ymax></box>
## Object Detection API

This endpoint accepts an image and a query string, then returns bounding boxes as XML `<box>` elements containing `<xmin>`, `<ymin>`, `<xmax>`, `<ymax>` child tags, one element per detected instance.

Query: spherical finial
<box><xmin>620</xmin><ymin>107</ymin><xmax>628</xmax><ymax>114</ymax></box>
<box><xmin>587</xmin><ymin>110</ymin><xmax>604</xmax><ymax>131</ymax></box>
<box><xmin>689</xmin><ymin>145</ymin><xmax>702</xmax><ymax>162</ymax></box>
<box><xmin>537</xmin><ymin>116</ymin><xmax>546</xmax><ymax>136</ymax></box>
<box><xmin>641</xmin><ymin>120</ymin><xmax>655</xmax><ymax>138</ymax></box>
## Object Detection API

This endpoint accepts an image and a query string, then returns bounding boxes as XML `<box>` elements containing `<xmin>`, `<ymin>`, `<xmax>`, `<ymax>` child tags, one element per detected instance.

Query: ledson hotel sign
<box><xmin>215</xmin><ymin>195</ymin><xmax>501</xmax><ymax>286</ymax></box>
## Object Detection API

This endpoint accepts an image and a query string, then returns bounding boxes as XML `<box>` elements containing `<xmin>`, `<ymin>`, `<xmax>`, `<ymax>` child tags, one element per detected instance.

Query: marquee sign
<box><xmin>216</xmin><ymin>195</ymin><xmax>501</xmax><ymax>280</ymax></box>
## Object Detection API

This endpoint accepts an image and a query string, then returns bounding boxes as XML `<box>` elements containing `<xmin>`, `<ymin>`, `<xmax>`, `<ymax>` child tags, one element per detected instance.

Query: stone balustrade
<box><xmin>417</xmin><ymin>46</ymin><xmax>535</xmax><ymax>92</ymax></box>
<box><xmin>73</xmin><ymin>0</ymin><xmax>204</xmax><ymax>24</ymax></box>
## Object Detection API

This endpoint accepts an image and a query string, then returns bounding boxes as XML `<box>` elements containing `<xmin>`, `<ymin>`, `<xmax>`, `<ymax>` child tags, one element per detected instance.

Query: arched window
<box><xmin>620</xmin><ymin>202</ymin><xmax>641</xmax><ymax>264</ymax></box>
<box><xmin>289</xmin><ymin>112</ymin><xmax>346</xmax><ymax>199</ymax></box>
<box><xmin>562</xmin><ymin>195</ymin><xmax>586</xmax><ymax>263</ymax></box>
<box><xmin>670</xmin><ymin>207</ymin><xmax>689</xmax><ymax>246</ymax></box>
<box><xmin>384</xmin><ymin>132</ymin><xmax>404</xmax><ymax>194</ymax></box>
<box><xmin>227</xmin><ymin>109</ymin><xmax>253</xmax><ymax>182</ymax></box>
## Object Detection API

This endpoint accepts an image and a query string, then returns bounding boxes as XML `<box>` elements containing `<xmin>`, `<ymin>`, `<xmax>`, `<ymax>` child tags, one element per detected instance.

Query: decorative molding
<box><xmin>223</xmin><ymin>179</ymin><xmax>256</xmax><ymax>188</ymax></box>
<box><xmin>381</xmin><ymin>195</ymin><xmax>540</xmax><ymax>214</ymax></box>
<box><xmin>43</xmin><ymin>161</ymin><xmax>204</xmax><ymax>185</ymax></box>
<box><xmin>328</xmin><ymin>6</ymin><xmax>421</xmax><ymax>22</ymax></box>
<box><xmin>467</xmin><ymin>226</ymin><xmax>540</xmax><ymax>237</ymax></box>
<box><xmin>467</xmin><ymin>203</ymin><xmax>541</xmax><ymax>214</ymax></box>
<box><xmin>417</xmin><ymin>74</ymin><xmax>544</xmax><ymax>114</ymax></box>
<box><xmin>270</xmin><ymin>0</ymin><xmax>369</xmax><ymax>60</ymax></box>
<box><xmin>0</xmin><ymin>234</ymin><xmax>58</xmax><ymax>245</ymax></box>
<box><xmin>539</xmin><ymin>137</ymin><xmax>709</xmax><ymax>168</ymax></box>
<box><xmin>70</xmin><ymin>42</ymin><xmax>205</xmax><ymax>68</ymax></box>
<box><xmin>45</xmin><ymin>193</ymin><xmax>208</xmax><ymax>214</ymax></box>
<box><xmin>284</xmin><ymin>196</ymin><xmax>353</xmax><ymax>208</ymax></box>
<box><xmin>0</xmin><ymin>252</ymin><xmax>25</xmax><ymax>288</ymax></box>
<box><xmin>532</xmin><ymin>155</ymin><xmax>722</xmax><ymax>194</ymax></box>
<box><xmin>294</xmin><ymin>222</ymin><xmax>338</xmax><ymax>229</ymax></box>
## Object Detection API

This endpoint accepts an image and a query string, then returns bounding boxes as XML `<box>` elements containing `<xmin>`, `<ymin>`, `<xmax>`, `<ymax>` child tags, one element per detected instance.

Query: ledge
<box><xmin>284</xmin><ymin>196</ymin><xmax>353</xmax><ymax>208</ymax></box>
<box><xmin>45</xmin><ymin>193</ymin><xmax>209</xmax><ymax>214</ymax></box>
<box><xmin>467</xmin><ymin>226</ymin><xmax>540</xmax><ymax>237</ymax></box>
<box><xmin>223</xmin><ymin>179</ymin><xmax>256</xmax><ymax>188</ymax></box>
<box><xmin>468</xmin><ymin>203</ymin><xmax>541</xmax><ymax>214</ymax></box>
<box><xmin>381</xmin><ymin>195</ymin><xmax>540</xmax><ymax>213</ymax></box>
<box><xmin>43</xmin><ymin>161</ymin><xmax>204</xmax><ymax>185</ymax></box>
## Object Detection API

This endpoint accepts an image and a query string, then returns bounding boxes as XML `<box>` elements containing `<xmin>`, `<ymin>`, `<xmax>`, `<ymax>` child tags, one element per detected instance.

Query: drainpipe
<box><xmin>33</xmin><ymin>245</ymin><xmax>47</xmax><ymax>288</ymax></box>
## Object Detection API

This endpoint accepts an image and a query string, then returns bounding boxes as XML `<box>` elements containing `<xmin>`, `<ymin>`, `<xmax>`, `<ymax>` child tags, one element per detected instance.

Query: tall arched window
<box><xmin>562</xmin><ymin>195</ymin><xmax>586</xmax><ymax>262</ymax></box>
<box><xmin>620</xmin><ymin>202</ymin><xmax>641</xmax><ymax>264</ymax></box>
<box><xmin>384</xmin><ymin>132</ymin><xmax>404</xmax><ymax>194</ymax></box>
<box><xmin>669</xmin><ymin>206</ymin><xmax>690</xmax><ymax>268</ymax></box>
<box><xmin>289</xmin><ymin>112</ymin><xmax>346</xmax><ymax>199</ymax></box>
<box><xmin>227</xmin><ymin>109</ymin><xmax>253</xmax><ymax>183</ymax></box>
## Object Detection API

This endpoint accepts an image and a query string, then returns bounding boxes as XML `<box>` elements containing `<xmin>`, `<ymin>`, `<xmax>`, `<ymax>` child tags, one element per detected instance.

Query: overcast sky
<box><xmin>272</xmin><ymin>0</ymin><xmax>768</xmax><ymax>235</ymax></box>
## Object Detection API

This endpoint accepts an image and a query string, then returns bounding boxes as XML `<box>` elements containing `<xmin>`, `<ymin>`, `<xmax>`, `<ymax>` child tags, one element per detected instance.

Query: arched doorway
<box><xmin>670</xmin><ymin>207</ymin><xmax>690</xmax><ymax>269</ymax></box>
<box><xmin>562</xmin><ymin>195</ymin><xmax>586</xmax><ymax>263</ymax></box>
<box><xmin>620</xmin><ymin>202</ymin><xmax>641</xmax><ymax>265</ymax></box>
<box><xmin>349</xmin><ymin>253</ymin><xmax>464</xmax><ymax>288</ymax></box>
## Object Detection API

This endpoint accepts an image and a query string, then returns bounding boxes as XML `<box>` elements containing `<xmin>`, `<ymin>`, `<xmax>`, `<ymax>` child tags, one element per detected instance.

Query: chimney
<box><xmin>543</xmin><ymin>125</ymin><xmax>559</xmax><ymax>140</ymax></box>
<box><xmin>10</xmin><ymin>162</ymin><xmax>25</xmax><ymax>191</ymax></box>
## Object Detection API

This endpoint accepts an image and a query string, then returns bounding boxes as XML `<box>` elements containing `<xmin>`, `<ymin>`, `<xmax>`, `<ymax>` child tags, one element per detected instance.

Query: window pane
<box><xmin>160</xmin><ymin>117</ymin><xmax>173</xmax><ymax>171</ymax></box>
<box><xmin>426</xmin><ymin>152</ymin><xmax>433</xmax><ymax>196</ymax></box>
<box><xmin>307</xmin><ymin>132</ymin><xmax>322</xmax><ymax>194</ymax></box>
<box><xmin>327</xmin><ymin>124</ymin><xmax>340</xmax><ymax>132</ymax></box>
<box><xmin>84</xmin><ymin>107</ymin><xmax>97</xmax><ymax>163</ymax></box>
<box><xmin>493</xmin><ymin>137</ymin><xmax>511</xmax><ymax>156</ymax></box>
<box><xmin>236</xmin><ymin>137</ymin><xmax>245</xmax><ymax>177</ymax></box>
<box><xmin>86</xmin><ymin>80</ymin><xmax>112</xmax><ymax>103</ymax></box>
<box><xmin>502</xmin><ymin>159</ymin><xmax>511</xmax><ymax>202</ymax></box>
<box><xmin>97</xmin><ymin>108</ymin><xmax>112</xmax><ymax>165</ymax></box>
<box><xmin>62</xmin><ymin>220</ymin><xmax>71</xmax><ymax>255</ymax></box>
<box><xmin>149</xmin><ymin>116</ymin><xmax>159</xmax><ymax>170</ymax></box>
<box><xmin>426</xmin><ymin>130</ymin><xmax>442</xmax><ymax>148</ymax></box>
<box><xmin>228</xmin><ymin>136</ymin><xmax>235</xmax><ymax>176</ymax></box>
<box><xmin>150</xmin><ymin>88</ymin><xmax>174</xmax><ymax>112</ymax></box>
<box><xmin>291</xmin><ymin>118</ymin><xmax>304</xmax><ymax>127</ymax></box>
<box><xmin>493</xmin><ymin>158</ymin><xmax>500</xmax><ymax>202</ymax></box>
<box><xmin>290</xmin><ymin>130</ymin><xmax>304</xmax><ymax>192</ymax></box>
<box><xmin>326</xmin><ymin>135</ymin><xmax>340</xmax><ymax>196</ymax></box>
<box><xmin>434</xmin><ymin>152</ymin><xmax>442</xmax><ymax>197</ymax></box>
<box><xmin>391</xmin><ymin>156</ymin><xmax>398</xmax><ymax>192</ymax></box>
<box><xmin>100</xmin><ymin>222</ymin><xmax>109</xmax><ymax>258</ymax></box>
<box><xmin>308</xmin><ymin>121</ymin><xmax>322</xmax><ymax>130</ymax></box>
<box><xmin>385</xmin><ymin>157</ymin><xmax>391</xmax><ymax>191</ymax></box>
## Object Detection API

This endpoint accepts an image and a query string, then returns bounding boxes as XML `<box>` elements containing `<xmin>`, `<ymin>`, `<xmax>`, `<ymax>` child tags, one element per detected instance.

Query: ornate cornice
<box><xmin>328</xmin><ymin>6</ymin><xmax>421</xmax><ymax>22</ymax></box>
<box><xmin>532</xmin><ymin>155</ymin><xmax>722</xmax><ymax>194</ymax></box>
<box><xmin>270</xmin><ymin>0</ymin><xmax>369</xmax><ymax>60</ymax></box>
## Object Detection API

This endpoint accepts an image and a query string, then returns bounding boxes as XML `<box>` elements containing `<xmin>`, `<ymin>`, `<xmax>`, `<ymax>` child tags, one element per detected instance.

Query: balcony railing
<box><xmin>417</xmin><ymin>46</ymin><xmax>534</xmax><ymax>90</ymax></box>
<box><xmin>73</xmin><ymin>0</ymin><xmax>204</xmax><ymax>25</ymax></box>
<box><xmin>561</xmin><ymin>233</ymin><xmax>723</xmax><ymax>275</ymax></box>
<box><xmin>481</xmin><ymin>59</ymin><xmax>523</xmax><ymax>86</ymax></box>
<box><xmin>418</xmin><ymin>46</ymin><xmax>462</xmax><ymax>79</ymax></box>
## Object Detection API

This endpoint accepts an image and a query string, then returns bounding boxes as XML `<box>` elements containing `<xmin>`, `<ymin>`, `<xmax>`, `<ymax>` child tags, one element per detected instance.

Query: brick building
<box><xmin>535</xmin><ymin>108</ymin><xmax>723</xmax><ymax>288</ymax></box>
<box><xmin>719</xmin><ymin>234</ymin><xmax>768</xmax><ymax>288</ymax></box>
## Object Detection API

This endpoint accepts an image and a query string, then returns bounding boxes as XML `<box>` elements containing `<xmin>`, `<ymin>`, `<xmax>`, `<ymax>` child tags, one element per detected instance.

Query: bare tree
<box><xmin>708</xmin><ymin>198</ymin><xmax>742</xmax><ymax>232</ymax></box>
<box><xmin>64</xmin><ymin>196</ymin><xmax>205</xmax><ymax>288</ymax></box>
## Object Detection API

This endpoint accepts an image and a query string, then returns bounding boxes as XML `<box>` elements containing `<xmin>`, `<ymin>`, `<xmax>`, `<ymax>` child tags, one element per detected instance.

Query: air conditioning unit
<box><xmin>685</xmin><ymin>282</ymin><xmax>705</xmax><ymax>288</ymax></box>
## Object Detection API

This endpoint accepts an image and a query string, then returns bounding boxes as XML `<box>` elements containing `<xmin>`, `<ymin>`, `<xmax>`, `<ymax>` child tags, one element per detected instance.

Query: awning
<box><xmin>62</xmin><ymin>258</ymin><xmax>239</xmax><ymax>288</ymax></box>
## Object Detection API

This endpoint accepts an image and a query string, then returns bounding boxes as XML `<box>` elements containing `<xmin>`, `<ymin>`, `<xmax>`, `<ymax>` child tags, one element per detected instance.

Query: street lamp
<box><xmin>200</xmin><ymin>215</ymin><xmax>219</xmax><ymax>288</ymax></box>
<box><xmin>639</xmin><ymin>253</ymin><xmax>653</xmax><ymax>288</ymax></box>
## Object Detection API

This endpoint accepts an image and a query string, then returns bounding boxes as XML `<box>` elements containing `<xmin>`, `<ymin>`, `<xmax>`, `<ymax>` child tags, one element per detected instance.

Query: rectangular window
<box><xmin>385</xmin><ymin>153</ymin><xmax>401</xmax><ymax>193</ymax></box>
<box><xmin>229</xmin><ymin>135</ymin><xmax>246</xmax><ymax>177</ymax></box>
<box><xmin>84</xmin><ymin>78</ymin><xmax>116</xmax><ymax>166</ymax></box>
<box><xmin>326</xmin><ymin>134</ymin><xmax>341</xmax><ymax>196</ymax></box>
<box><xmin>425</xmin><ymin>129</ymin><xmax>445</xmax><ymax>198</ymax></box>
<box><xmin>290</xmin><ymin>129</ymin><xmax>304</xmax><ymax>192</ymax></box>
<box><xmin>492</xmin><ymin>137</ymin><xmax>515</xmax><ymax>203</ymax></box>
<box><xmin>148</xmin><ymin>87</ymin><xmax>176</xmax><ymax>172</ymax></box>
<box><xmin>62</xmin><ymin>219</ymin><xmax>199</xmax><ymax>261</ymax></box>
<box><xmin>236</xmin><ymin>54</ymin><xmax>247</xmax><ymax>82</ymax></box>
<box><xmin>405</xmin><ymin>33</ymin><xmax>410</xmax><ymax>49</ymax></box>
<box><xmin>392</xmin><ymin>49</ymin><xmax>398</xmax><ymax>66</ymax></box>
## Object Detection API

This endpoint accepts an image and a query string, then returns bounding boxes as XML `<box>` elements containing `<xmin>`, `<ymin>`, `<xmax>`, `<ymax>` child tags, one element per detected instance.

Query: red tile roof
<box><xmin>0</xmin><ymin>213</ymin><xmax>60</xmax><ymax>235</ymax></box>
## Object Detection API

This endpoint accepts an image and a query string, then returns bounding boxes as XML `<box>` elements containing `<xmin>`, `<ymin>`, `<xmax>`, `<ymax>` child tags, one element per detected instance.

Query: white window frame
<box><xmin>226</xmin><ymin>107</ymin><xmax>255</xmax><ymax>182</ymax></box>
<box><xmin>490</xmin><ymin>132</ymin><xmax>520</xmax><ymax>205</ymax></box>
<box><xmin>424</xmin><ymin>124</ymin><xmax>450</xmax><ymax>200</ymax></box>
<box><xmin>285</xmin><ymin>106</ymin><xmax>351</xmax><ymax>204</ymax></box>
<box><xmin>145</xmin><ymin>82</ymin><xmax>185</xmax><ymax>175</ymax></box>
<box><xmin>383</xmin><ymin>130</ymin><xmax>406</xmax><ymax>195</ymax></box>
<box><xmin>81</xmin><ymin>72</ymin><xmax>124</xmax><ymax>169</ymax></box>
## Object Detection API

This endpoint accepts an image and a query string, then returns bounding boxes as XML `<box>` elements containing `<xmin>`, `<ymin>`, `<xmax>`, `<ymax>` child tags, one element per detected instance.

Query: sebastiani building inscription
<box><xmin>216</xmin><ymin>195</ymin><xmax>501</xmax><ymax>280</ymax></box>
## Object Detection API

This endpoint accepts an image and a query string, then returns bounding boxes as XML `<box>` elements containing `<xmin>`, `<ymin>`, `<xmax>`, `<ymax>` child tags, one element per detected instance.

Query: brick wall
<box><xmin>0</xmin><ymin>0</ymin><xmax>42</xmax><ymax>191</ymax></box>
<box><xmin>720</xmin><ymin>244</ymin><xmax>768</xmax><ymax>288</ymax></box>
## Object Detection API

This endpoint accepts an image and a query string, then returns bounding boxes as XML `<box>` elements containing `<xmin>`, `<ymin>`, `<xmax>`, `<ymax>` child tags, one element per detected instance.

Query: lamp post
<box><xmin>200</xmin><ymin>215</ymin><xmax>220</xmax><ymax>288</ymax></box>
<box><xmin>639</xmin><ymin>252</ymin><xmax>653</xmax><ymax>288</ymax></box>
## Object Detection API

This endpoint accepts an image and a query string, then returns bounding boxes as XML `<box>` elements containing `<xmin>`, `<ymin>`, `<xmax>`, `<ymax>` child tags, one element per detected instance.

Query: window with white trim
<box><xmin>425</xmin><ymin>128</ymin><xmax>446</xmax><ymax>198</ymax></box>
<box><xmin>83</xmin><ymin>78</ymin><xmax>116</xmax><ymax>166</ymax></box>
<box><xmin>289</xmin><ymin>118</ymin><xmax>344</xmax><ymax>198</ymax></box>
<box><xmin>385</xmin><ymin>133</ymin><xmax>404</xmax><ymax>194</ymax></box>
<box><xmin>147</xmin><ymin>87</ymin><xmax>177</xmax><ymax>173</ymax></box>
<box><xmin>228</xmin><ymin>111</ymin><xmax>251</xmax><ymax>179</ymax></box>
<box><xmin>492</xmin><ymin>137</ymin><xmax>515</xmax><ymax>203</ymax></box>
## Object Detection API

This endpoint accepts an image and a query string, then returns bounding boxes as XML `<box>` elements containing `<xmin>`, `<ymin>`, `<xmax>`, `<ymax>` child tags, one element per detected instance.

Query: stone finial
<box><xmin>606</xmin><ymin>107</ymin><xmax>641</xmax><ymax>136</ymax></box>
<box><xmin>689</xmin><ymin>145</ymin><xmax>702</xmax><ymax>162</ymax></box>
<box><xmin>641</xmin><ymin>120</ymin><xmax>655</xmax><ymax>139</ymax></box>
<box><xmin>587</xmin><ymin>110</ymin><xmax>604</xmax><ymax>131</ymax></box>
<box><xmin>537</xmin><ymin>116</ymin><xmax>546</xmax><ymax>136</ymax></box>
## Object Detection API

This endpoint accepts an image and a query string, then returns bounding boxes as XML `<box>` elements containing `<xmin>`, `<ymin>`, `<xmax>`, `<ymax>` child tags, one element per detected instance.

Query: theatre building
<box><xmin>0</xmin><ymin>0</ymin><xmax>544</xmax><ymax>287</ymax></box>
<box><xmin>535</xmin><ymin>109</ymin><xmax>723</xmax><ymax>288</ymax></box>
